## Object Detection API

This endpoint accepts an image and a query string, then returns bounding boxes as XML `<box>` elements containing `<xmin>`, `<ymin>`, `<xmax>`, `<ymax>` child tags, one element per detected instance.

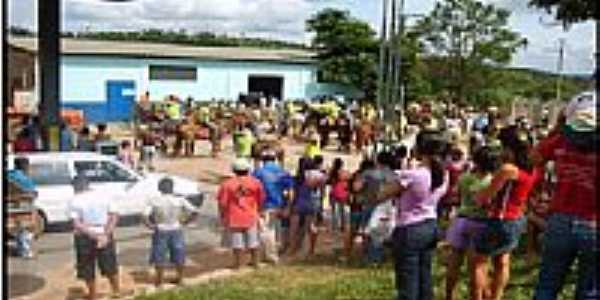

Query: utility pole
<box><xmin>539</xmin><ymin>17</ymin><xmax>567</xmax><ymax>103</ymax></box>
<box><xmin>393</xmin><ymin>0</ymin><xmax>405</xmax><ymax>140</ymax></box>
<box><xmin>377</xmin><ymin>0</ymin><xmax>389</xmax><ymax>123</ymax></box>
<box><xmin>556</xmin><ymin>38</ymin><xmax>565</xmax><ymax>102</ymax></box>
<box><xmin>38</xmin><ymin>0</ymin><xmax>62</xmax><ymax>150</ymax></box>
<box><xmin>384</xmin><ymin>0</ymin><xmax>398</xmax><ymax>146</ymax></box>
<box><xmin>377</xmin><ymin>0</ymin><xmax>422</xmax><ymax>146</ymax></box>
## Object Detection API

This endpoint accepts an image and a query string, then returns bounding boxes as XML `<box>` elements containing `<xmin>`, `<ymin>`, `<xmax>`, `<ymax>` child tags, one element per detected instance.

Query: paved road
<box><xmin>7</xmin><ymin>144</ymin><xmax>225</xmax><ymax>299</ymax></box>
<box><xmin>7</xmin><ymin>192</ymin><xmax>222</xmax><ymax>299</ymax></box>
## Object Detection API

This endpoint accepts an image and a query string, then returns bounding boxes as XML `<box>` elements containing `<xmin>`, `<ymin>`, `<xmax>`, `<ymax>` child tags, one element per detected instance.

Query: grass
<box><xmin>135</xmin><ymin>242</ymin><xmax>577</xmax><ymax>300</ymax></box>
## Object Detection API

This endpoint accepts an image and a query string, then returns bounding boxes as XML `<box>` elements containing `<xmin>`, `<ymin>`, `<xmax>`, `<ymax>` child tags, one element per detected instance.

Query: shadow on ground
<box><xmin>8</xmin><ymin>273</ymin><xmax>46</xmax><ymax>298</ymax></box>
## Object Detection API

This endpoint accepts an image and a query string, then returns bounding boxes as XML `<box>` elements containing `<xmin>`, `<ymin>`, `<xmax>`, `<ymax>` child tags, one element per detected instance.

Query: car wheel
<box><xmin>33</xmin><ymin>210</ymin><xmax>47</xmax><ymax>237</ymax></box>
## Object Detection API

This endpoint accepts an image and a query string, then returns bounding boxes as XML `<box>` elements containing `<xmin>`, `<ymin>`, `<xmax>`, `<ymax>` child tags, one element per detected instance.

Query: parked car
<box><xmin>7</xmin><ymin>152</ymin><xmax>206</xmax><ymax>232</ymax></box>
<box><xmin>95</xmin><ymin>140</ymin><xmax>120</xmax><ymax>159</ymax></box>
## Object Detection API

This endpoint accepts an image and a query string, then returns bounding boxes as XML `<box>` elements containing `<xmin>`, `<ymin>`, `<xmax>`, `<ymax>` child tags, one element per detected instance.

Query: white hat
<box><xmin>565</xmin><ymin>91</ymin><xmax>596</xmax><ymax>132</ymax></box>
<box><xmin>232</xmin><ymin>158</ymin><xmax>252</xmax><ymax>172</ymax></box>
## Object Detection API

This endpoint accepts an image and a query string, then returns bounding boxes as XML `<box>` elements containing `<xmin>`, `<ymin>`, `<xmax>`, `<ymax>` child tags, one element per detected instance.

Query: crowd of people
<box><xmin>215</xmin><ymin>93</ymin><xmax>596</xmax><ymax>300</ymax></box>
<box><xmin>6</xmin><ymin>89</ymin><xmax>596</xmax><ymax>300</ymax></box>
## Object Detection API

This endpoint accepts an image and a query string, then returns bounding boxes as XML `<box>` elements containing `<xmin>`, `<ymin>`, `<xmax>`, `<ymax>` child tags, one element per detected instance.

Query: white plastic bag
<box><xmin>366</xmin><ymin>201</ymin><xmax>396</xmax><ymax>244</ymax></box>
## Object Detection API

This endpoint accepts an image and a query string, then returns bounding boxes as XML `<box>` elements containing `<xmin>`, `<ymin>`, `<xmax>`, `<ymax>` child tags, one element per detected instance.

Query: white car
<box><xmin>7</xmin><ymin>152</ymin><xmax>205</xmax><ymax>232</ymax></box>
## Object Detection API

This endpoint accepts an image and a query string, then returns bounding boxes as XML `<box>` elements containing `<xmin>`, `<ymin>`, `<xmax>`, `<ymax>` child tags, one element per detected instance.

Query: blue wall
<box><xmin>60</xmin><ymin>55</ymin><xmax>355</xmax><ymax>122</ymax></box>
<box><xmin>61</xmin><ymin>56</ymin><xmax>336</xmax><ymax>102</ymax></box>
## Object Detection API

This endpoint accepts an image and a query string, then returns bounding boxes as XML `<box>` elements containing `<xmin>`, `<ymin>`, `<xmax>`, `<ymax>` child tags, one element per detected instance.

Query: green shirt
<box><xmin>455</xmin><ymin>173</ymin><xmax>491</xmax><ymax>218</ymax></box>
<box><xmin>304</xmin><ymin>143</ymin><xmax>321</xmax><ymax>159</ymax></box>
<box><xmin>235</xmin><ymin>131</ymin><xmax>255</xmax><ymax>157</ymax></box>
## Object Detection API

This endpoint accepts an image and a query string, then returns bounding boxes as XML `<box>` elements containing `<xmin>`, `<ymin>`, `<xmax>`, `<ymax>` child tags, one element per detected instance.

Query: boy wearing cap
<box><xmin>69</xmin><ymin>175</ymin><xmax>121</xmax><ymax>300</ymax></box>
<box><xmin>217</xmin><ymin>158</ymin><xmax>266</xmax><ymax>268</ymax></box>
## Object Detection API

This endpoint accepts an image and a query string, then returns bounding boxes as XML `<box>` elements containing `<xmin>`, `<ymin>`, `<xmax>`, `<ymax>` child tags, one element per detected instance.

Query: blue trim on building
<box><xmin>62</xmin><ymin>80</ymin><xmax>136</xmax><ymax>124</ymax></box>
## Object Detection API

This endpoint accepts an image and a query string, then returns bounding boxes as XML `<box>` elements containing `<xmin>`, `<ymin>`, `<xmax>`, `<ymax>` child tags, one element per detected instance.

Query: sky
<box><xmin>8</xmin><ymin>0</ymin><xmax>597</xmax><ymax>74</ymax></box>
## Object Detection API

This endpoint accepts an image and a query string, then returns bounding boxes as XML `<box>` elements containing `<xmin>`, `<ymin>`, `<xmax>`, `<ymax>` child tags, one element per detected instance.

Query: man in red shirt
<box><xmin>217</xmin><ymin>158</ymin><xmax>265</xmax><ymax>269</ymax></box>
<box><xmin>531</xmin><ymin>91</ymin><xmax>597</xmax><ymax>300</ymax></box>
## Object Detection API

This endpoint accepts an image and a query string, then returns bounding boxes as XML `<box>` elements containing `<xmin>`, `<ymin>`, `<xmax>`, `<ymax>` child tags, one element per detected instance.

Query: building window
<box><xmin>149</xmin><ymin>65</ymin><xmax>197</xmax><ymax>81</ymax></box>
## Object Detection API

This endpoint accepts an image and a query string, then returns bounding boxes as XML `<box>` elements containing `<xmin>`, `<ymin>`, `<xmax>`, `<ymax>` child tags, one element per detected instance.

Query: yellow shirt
<box><xmin>166</xmin><ymin>102</ymin><xmax>181</xmax><ymax>120</ymax></box>
<box><xmin>304</xmin><ymin>142</ymin><xmax>321</xmax><ymax>158</ymax></box>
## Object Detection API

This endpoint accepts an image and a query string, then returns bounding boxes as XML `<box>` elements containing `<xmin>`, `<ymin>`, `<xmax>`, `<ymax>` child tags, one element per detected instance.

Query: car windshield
<box><xmin>29</xmin><ymin>161</ymin><xmax>72</xmax><ymax>185</ymax></box>
<box><xmin>74</xmin><ymin>160</ymin><xmax>139</xmax><ymax>183</ymax></box>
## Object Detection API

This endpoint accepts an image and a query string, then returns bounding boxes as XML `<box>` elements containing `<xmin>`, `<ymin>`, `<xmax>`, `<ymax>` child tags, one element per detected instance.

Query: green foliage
<box><xmin>62</xmin><ymin>29</ymin><xmax>307</xmax><ymax>50</ymax></box>
<box><xmin>411</xmin><ymin>0</ymin><xmax>528</xmax><ymax>104</ymax></box>
<box><xmin>9</xmin><ymin>26</ymin><xmax>35</xmax><ymax>37</ymax></box>
<box><xmin>414</xmin><ymin>58</ymin><xmax>590</xmax><ymax>108</ymax></box>
<box><xmin>528</xmin><ymin>0</ymin><xmax>598</xmax><ymax>26</ymax></box>
<box><xmin>306</xmin><ymin>8</ymin><xmax>379</xmax><ymax>99</ymax></box>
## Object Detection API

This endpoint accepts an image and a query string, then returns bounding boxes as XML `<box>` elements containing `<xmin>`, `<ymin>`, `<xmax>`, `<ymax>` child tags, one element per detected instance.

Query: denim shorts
<box><xmin>350</xmin><ymin>212</ymin><xmax>366</xmax><ymax>232</ymax></box>
<box><xmin>150</xmin><ymin>230</ymin><xmax>186</xmax><ymax>266</ymax></box>
<box><xmin>446</xmin><ymin>217</ymin><xmax>486</xmax><ymax>250</ymax></box>
<box><xmin>473</xmin><ymin>217</ymin><xmax>526</xmax><ymax>256</ymax></box>
<box><xmin>350</xmin><ymin>207</ymin><xmax>374</xmax><ymax>233</ymax></box>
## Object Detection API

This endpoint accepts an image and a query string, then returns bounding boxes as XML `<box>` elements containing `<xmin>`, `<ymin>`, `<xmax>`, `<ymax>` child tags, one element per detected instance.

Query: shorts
<box><xmin>74</xmin><ymin>234</ymin><xmax>118</xmax><ymax>281</ymax></box>
<box><xmin>149</xmin><ymin>230</ymin><xmax>186</xmax><ymax>266</ymax></box>
<box><xmin>350</xmin><ymin>207</ymin><xmax>374</xmax><ymax>233</ymax></box>
<box><xmin>445</xmin><ymin>217</ymin><xmax>486</xmax><ymax>250</ymax></box>
<box><xmin>141</xmin><ymin>145</ymin><xmax>156</xmax><ymax>162</ymax></box>
<box><xmin>230</xmin><ymin>225</ymin><xmax>259</xmax><ymax>250</ymax></box>
<box><xmin>473</xmin><ymin>217</ymin><xmax>526</xmax><ymax>256</ymax></box>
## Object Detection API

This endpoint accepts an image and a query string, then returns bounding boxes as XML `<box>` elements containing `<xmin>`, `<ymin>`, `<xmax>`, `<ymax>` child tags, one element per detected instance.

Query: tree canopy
<box><xmin>528</xmin><ymin>0</ymin><xmax>598</xmax><ymax>26</ymax></box>
<box><xmin>411</xmin><ymin>0</ymin><xmax>528</xmax><ymax>105</ymax></box>
<box><xmin>306</xmin><ymin>8</ymin><xmax>379</xmax><ymax>99</ymax></box>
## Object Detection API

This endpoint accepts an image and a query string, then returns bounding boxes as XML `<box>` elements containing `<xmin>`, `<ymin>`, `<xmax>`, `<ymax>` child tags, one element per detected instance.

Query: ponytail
<box><xmin>415</xmin><ymin>130</ymin><xmax>448</xmax><ymax>191</ymax></box>
<box><xmin>430</xmin><ymin>155</ymin><xmax>445</xmax><ymax>191</ymax></box>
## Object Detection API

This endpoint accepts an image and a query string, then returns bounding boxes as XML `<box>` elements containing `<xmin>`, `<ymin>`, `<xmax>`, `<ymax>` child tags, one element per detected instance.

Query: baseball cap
<box><xmin>232</xmin><ymin>158</ymin><xmax>252</xmax><ymax>172</ymax></box>
<box><xmin>261</xmin><ymin>149</ymin><xmax>277</xmax><ymax>158</ymax></box>
<box><xmin>565</xmin><ymin>91</ymin><xmax>596</xmax><ymax>132</ymax></box>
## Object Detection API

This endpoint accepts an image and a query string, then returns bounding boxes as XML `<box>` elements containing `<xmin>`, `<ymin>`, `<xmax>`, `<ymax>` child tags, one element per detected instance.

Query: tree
<box><xmin>412</xmin><ymin>0</ymin><xmax>527</xmax><ymax>105</ymax></box>
<box><xmin>306</xmin><ymin>9</ymin><xmax>379</xmax><ymax>99</ymax></box>
<box><xmin>73</xmin><ymin>29</ymin><xmax>307</xmax><ymax>49</ymax></box>
<box><xmin>529</xmin><ymin>0</ymin><xmax>598</xmax><ymax>26</ymax></box>
<box><xmin>9</xmin><ymin>26</ymin><xmax>35</xmax><ymax>36</ymax></box>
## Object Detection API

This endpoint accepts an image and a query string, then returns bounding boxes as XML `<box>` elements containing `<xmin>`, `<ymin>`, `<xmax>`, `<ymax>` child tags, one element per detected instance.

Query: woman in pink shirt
<box><xmin>368</xmin><ymin>130</ymin><xmax>449</xmax><ymax>300</ymax></box>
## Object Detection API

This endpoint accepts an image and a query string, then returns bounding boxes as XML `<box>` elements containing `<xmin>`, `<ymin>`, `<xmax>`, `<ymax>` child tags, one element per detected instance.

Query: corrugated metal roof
<box><xmin>9</xmin><ymin>37</ymin><xmax>317</xmax><ymax>64</ymax></box>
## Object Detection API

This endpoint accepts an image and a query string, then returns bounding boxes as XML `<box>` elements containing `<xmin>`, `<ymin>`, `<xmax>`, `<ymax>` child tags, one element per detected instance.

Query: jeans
<box><xmin>534</xmin><ymin>213</ymin><xmax>598</xmax><ymax>300</ymax></box>
<box><xmin>393</xmin><ymin>219</ymin><xmax>437</xmax><ymax>300</ymax></box>
<box><xmin>330</xmin><ymin>201</ymin><xmax>348</xmax><ymax>232</ymax></box>
<box><xmin>366</xmin><ymin>238</ymin><xmax>385</xmax><ymax>264</ymax></box>
<box><xmin>16</xmin><ymin>229</ymin><xmax>34</xmax><ymax>258</ymax></box>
